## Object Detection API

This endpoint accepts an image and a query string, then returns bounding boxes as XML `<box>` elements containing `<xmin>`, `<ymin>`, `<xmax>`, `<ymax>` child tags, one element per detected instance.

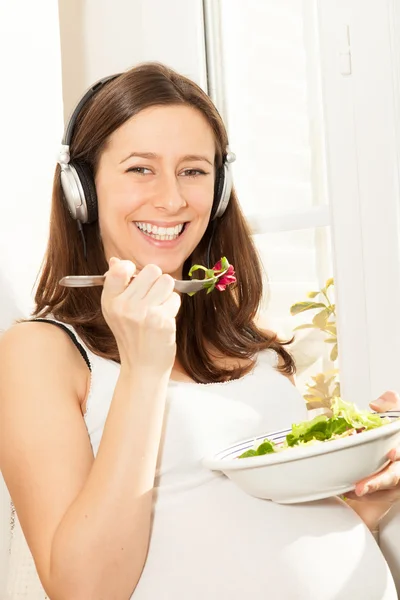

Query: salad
<box><xmin>188</xmin><ymin>256</ymin><xmax>236</xmax><ymax>294</ymax></box>
<box><xmin>238</xmin><ymin>397</ymin><xmax>393</xmax><ymax>458</ymax></box>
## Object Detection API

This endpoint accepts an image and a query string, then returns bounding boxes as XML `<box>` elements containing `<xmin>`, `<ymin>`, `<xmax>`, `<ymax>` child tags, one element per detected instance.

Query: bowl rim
<box><xmin>203</xmin><ymin>411</ymin><xmax>400</xmax><ymax>471</ymax></box>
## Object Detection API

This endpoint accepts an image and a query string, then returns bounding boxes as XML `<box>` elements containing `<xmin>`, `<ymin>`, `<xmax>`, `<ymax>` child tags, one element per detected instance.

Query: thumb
<box><xmin>370</xmin><ymin>390</ymin><xmax>400</xmax><ymax>412</ymax></box>
<box><xmin>103</xmin><ymin>257</ymin><xmax>136</xmax><ymax>297</ymax></box>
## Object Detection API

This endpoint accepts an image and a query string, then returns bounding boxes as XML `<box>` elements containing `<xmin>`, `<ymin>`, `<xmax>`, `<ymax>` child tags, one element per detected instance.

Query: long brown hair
<box><xmin>34</xmin><ymin>62</ymin><xmax>295</xmax><ymax>382</ymax></box>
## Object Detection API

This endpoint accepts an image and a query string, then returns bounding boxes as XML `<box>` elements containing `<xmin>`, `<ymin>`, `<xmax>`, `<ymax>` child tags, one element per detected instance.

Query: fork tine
<box><xmin>173</xmin><ymin>279</ymin><xmax>211</xmax><ymax>294</ymax></box>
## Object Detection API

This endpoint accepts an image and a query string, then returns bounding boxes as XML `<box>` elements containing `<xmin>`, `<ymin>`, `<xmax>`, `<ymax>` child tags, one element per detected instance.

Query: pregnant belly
<box><xmin>133</xmin><ymin>476</ymin><xmax>396</xmax><ymax>600</ymax></box>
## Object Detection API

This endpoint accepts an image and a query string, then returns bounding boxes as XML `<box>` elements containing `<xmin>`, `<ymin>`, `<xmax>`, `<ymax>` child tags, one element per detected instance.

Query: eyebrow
<box><xmin>119</xmin><ymin>151</ymin><xmax>214</xmax><ymax>166</ymax></box>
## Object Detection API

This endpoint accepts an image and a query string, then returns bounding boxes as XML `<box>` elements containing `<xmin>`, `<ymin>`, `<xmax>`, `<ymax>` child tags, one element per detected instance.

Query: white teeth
<box><xmin>134</xmin><ymin>221</ymin><xmax>186</xmax><ymax>241</ymax></box>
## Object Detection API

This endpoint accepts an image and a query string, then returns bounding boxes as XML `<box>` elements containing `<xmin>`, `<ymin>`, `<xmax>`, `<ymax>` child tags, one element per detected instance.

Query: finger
<box><xmin>123</xmin><ymin>264</ymin><xmax>163</xmax><ymax>302</ymax></box>
<box><xmin>160</xmin><ymin>291</ymin><xmax>181</xmax><ymax>318</ymax></box>
<box><xmin>355</xmin><ymin>461</ymin><xmax>400</xmax><ymax>496</ymax></box>
<box><xmin>388</xmin><ymin>446</ymin><xmax>400</xmax><ymax>461</ymax></box>
<box><xmin>144</xmin><ymin>274</ymin><xmax>175</xmax><ymax>306</ymax></box>
<box><xmin>103</xmin><ymin>258</ymin><xmax>136</xmax><ymax>298</ymax></box>
<box><xmin>346</xmin><ymin>487</ymin><xmax>400</xmax><ymax>504</ymax></box>
<box><xmin>370</xmin><ymin>390</ymin><xmax>400</xmax><ymax>412</ymax></box>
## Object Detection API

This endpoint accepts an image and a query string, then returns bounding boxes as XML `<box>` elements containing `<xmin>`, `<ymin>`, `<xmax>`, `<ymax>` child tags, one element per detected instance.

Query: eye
<box><xmin>126</xmin><ymin>167</ymin><xmax>152</xmax><ymax>175</ymax></box>
<box><xmin>181</xmin><ymin>169</ymin><xmax>208</xmax><ymax>178</ymax></box>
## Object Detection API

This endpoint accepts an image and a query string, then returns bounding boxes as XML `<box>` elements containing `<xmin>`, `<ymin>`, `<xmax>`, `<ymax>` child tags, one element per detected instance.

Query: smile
<box><xmin>134</xmin><ymin>221</ymin><xmax>186</xmax><ymax>241</ymax></box>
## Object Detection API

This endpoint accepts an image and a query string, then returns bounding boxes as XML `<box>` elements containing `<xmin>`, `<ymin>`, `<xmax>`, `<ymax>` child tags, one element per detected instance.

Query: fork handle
<box><xmin>59</xmin><ymin>275</ymin><xmax>107</xmax><ymax>287</ymax></box>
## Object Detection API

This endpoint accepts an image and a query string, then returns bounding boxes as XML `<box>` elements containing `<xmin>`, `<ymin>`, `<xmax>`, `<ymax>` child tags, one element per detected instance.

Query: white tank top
<box><xmin>6</xmin><ymin>319</ymin><xmax>397</xmax><ymax>600</ymax></box>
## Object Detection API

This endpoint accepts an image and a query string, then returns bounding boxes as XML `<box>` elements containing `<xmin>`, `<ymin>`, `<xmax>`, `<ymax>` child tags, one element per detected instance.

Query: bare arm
<box><xmin>1</xmin><ymin>257</ymin><xmax>180</xmax><ymax>600</ymax></box>
<box><xmin>0</xmin><ymin>322</ymin><xmax>169</xmax><ymax>599</ymax></box>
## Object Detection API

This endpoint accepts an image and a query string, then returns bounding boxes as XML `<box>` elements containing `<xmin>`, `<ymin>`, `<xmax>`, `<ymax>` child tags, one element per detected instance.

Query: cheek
<box><xmin>188</xmin><ymin>183</ymin><xmax>215</xmax><ymax>216</ymax></box>
<box><xmin>97</xmin><ymin>178</ymin><xmax>144</xmax><ymax>220</ymax></box>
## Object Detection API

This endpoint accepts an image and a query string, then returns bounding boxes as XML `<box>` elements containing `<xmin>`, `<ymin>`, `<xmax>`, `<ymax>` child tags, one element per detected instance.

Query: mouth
<box><xmin>133</xmin><ymin>221</ymin><xmax>188</xmax><ymax>242</ymax></box>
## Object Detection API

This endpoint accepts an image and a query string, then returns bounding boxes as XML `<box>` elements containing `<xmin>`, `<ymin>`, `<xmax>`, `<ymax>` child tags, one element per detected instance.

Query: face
<box><xmin>95</xmin><ymin>104</ymin><xmax>216</xmax><ymax>279</ymax></box>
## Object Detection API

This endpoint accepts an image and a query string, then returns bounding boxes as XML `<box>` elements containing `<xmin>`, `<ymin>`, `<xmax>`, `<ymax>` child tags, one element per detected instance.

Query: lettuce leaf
<box><xmin>330</xmin><ymin>397</ymin><xmax>390</xmax><ymax>429</ymax></box>
<box><xmin>237</xmin><ymin>397</ymin><xmax>391</xmax><ymax>458</ymax></box>
<box><xmin>238</xmin><ymin>440</ymin><xmax>276</xmax><ymax>458</ymax></box>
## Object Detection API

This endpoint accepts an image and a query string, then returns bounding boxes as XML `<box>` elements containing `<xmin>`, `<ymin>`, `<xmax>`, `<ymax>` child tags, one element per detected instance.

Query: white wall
<box><xmin>0</xmin><ymin>2</ymin><xmax>64</xmax><ymax>320</ymax></box>
<box><xmin>0</xmin><ymin>1</ymin><xmax>64</xmax><ymax>593</ymax></box>
<box><xmin>58</xmin><ymin>0</ymin><xmax>207</xmax><ymax>120</ymax></box>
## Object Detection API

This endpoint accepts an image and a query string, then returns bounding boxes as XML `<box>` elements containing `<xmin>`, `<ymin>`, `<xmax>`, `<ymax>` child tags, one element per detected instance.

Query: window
<box><xmin>205</xmin><ymin>0</ymin><xmax>335</xmax><ymax>398</ymax></box>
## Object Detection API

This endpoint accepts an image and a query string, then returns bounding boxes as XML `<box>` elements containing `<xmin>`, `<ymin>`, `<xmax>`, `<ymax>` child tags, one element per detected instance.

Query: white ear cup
<box><xmin>213</xmin><ymin>163</ymin><xmax>233</xmax><ymax>219</ymax></box>
<box><xmin>212</xmin><ymin>148</ymin><xmax>236</xmax><ymax>220</ymax></box>
<box><xmin>60</xmin><ymin>165</ymin><xmax>89</xmax><ymax>223</ymax></box>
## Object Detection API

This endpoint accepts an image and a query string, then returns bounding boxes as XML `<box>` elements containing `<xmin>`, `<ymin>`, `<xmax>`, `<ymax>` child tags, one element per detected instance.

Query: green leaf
<box><xmin>330</xmin><ymin>343</ymin><xmax>338</xmax><ymax>362</ymax></box>
<box><xmin>238</xmin><ymin>449</ymin><xmax>257</xmax><ymax>458</ymax></box>
<box><xmin>290</xmin><ymin>302</ymin><xmax>326</xmax><ymax>316</ymax></box>
<box><xmin>307</xmin><ymin>291</ymin><xmax>320</xmax><ymax>299</ymax></box>
<box><xmin>238</xmin><ymin>439</ymin><xmax>276</xmax><ymax>459</ymax></box>
<box><xmin>326</xmin><ymin>277</ymin><xmax>334</xmax><ymax>289</ymax></box>
<box><xmin>220</xmin><ymin>256</ymin><xmax>229</xmax><ymax>271</ymax></box>
<box><xmin>330</xmin><ymin>397</ymin><xmax>390</xmax><ymax>429</ymax></box>
<box><xmin>286</xmin><ymin>415</ymin><xmax>330</xmax><ymax>446</ymax></box>
<box><xmin>293</xmin><ymin>324</ymin><xmax>316</xmax><ymax>331</ymax></box>
<box><xmin>255</xmin><ymin>440</ymin><xmax>276</xmax><ymax>455</ymax></box>
<box><xmin>313</xmin><ymin>308</ymin><xmax>330</xmax><ymax>329</ymax></box>
<box><xmin>326</xmin><ymin>416</ymin><xmax>350</xmax><ymax>437</ymax></box>
<box><xmin>324</xmin><ymin>337</ymin><xmax>337</xmax><ymax>344</ymax></box>
<box><xmin>188</xmin><ymin>264</ymin><xmax>208</xmax><ymax>276</ymax></box>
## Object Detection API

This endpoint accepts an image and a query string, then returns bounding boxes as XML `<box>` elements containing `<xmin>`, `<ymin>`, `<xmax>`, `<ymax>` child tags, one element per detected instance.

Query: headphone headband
<box><xmin>62</xmin><ymin>74</ymin><xmax>122</xmax><ymax>147</ymax></box>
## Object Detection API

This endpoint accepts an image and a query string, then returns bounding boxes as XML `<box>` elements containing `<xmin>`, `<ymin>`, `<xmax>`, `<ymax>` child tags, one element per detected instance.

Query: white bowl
<box><xmin>203</xmin><ymin>411</ymin><xmax>400</xmax><ymax>504</ymax></box>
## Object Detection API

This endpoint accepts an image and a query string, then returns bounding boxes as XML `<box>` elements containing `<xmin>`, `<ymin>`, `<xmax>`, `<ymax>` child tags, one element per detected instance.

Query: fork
<box><xmin>58</xmin><ymin>271</ymin><xmax>227</xmax><ymax>295</ymax></box>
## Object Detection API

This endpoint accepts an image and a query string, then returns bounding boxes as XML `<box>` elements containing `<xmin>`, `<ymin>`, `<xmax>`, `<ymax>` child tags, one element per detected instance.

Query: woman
<box><xmin>1</xmin><ymin>62</ymin><xmax>400</xmax><ymax>599</ymax></box>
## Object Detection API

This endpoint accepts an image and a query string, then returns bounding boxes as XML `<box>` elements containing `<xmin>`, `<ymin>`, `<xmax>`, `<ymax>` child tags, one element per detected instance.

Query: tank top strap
<box><xmin>30</xmin><ymin>317</ymin><xmax>91</xmax><ymax>372</ymax></box>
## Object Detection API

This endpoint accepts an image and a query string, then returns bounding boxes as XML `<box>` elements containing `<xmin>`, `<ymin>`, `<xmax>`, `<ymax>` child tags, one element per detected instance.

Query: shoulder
<box><xmin>0</xmin><ymin>320</ymin><xmax>84</xmax><ymax>363</ymax></box>
<box><xmin>0</xmin><ymin>321</ymin><xmax>90</xmax><ymax>406</ymax></box>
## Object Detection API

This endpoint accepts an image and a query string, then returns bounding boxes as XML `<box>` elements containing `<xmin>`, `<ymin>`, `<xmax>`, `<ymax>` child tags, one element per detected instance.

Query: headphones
<box><xmin>57</xmin><ymin>73</ymin><xmax>236</xmax><ymax>225</ymax></box>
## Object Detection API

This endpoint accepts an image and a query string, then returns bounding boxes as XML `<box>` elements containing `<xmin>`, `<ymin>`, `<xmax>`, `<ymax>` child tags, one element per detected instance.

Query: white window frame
<box><xmin>317</xmin><ymin>0</ymin><xmax>400</xmax><ymax>406</ymax></box>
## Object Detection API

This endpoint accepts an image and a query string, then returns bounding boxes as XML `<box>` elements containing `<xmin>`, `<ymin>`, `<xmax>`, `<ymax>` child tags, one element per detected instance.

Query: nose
<box><xmin>153</xmin><ymin>172</ymin><xmax>187</xmax><ymax>213</ymax></box>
